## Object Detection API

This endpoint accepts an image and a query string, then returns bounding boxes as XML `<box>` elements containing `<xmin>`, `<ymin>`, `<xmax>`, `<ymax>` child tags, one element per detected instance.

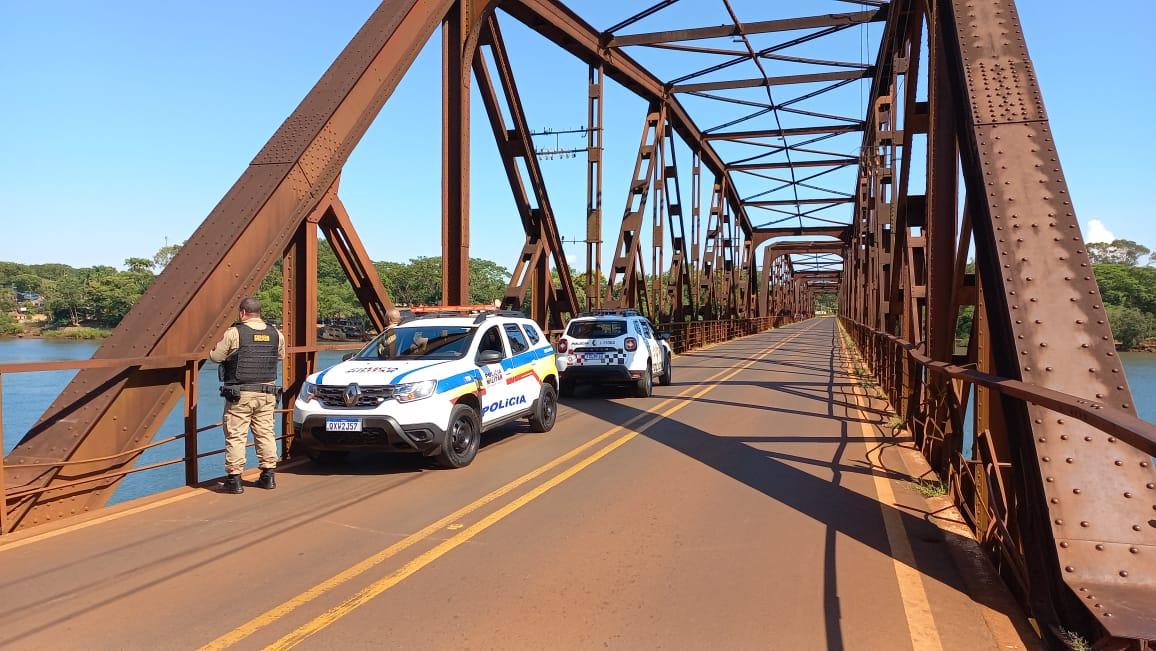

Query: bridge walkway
<box><xmin>0</xmin><ymin>319</ymin><xmax>1037</xmax><ymax>649</ymax></box>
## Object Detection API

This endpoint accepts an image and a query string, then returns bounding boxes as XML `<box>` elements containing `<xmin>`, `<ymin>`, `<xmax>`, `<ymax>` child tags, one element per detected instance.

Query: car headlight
<box><xmin>299</xmin><ymin>381</ymin><xmax>317</xmax><ymax>403</ymax></box>
<box><xmin>395</xmin><ymin>379</ymin><xmax>437</xmax><ymax>403</ymax></box>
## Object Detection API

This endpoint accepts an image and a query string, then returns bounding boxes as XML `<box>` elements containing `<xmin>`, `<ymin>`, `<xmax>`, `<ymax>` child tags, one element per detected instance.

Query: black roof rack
<box><xmin>575</xmin><ymin>309</ymin><xmax>641</xmax><ymax>318</ymax></box>
<box><xmin>472</xmin><ymin>309</ymin><xmax>527</xmax><ymax>324</ymax></box>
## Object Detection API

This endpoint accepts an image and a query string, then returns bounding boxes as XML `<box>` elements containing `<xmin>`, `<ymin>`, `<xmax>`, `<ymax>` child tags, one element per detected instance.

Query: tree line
<box><xmin>951</xmin><ymin>239</ymin><xmax>1156</xmax><ymax>350</ymax></box>
<box><xmin>0</xmin><ymin>241</ymin><xmax>514</xmax><ymax>335</ymax></box>
<box><xmin>3</xmin><ymin>238</ymin><xmax>1156</xmax><ymax>349</ymax></box>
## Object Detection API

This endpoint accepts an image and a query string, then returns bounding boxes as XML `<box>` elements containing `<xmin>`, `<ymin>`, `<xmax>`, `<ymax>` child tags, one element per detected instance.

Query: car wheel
<box><xmin>306</xmin><ymin>450</ymin><xmax>349</xmax><ymax>465</ymax></box>
<box><xmin>528</xmin><ymin>383</ymin><xmax>558</xmax><ymax>432</ymax></box>
<box><xmin>634</xmin><ymin>360</ymin><xmax>653</xmax><ymax>397</ymax></box>
<box><xmin>435</xmin><ymin>403</ymin><xmax>481</xmax><ymax>468</ymax></box>
<box><xmin>658</xmin><ymin>352</ymin><xmax>672</xmax><ymax>386</ymax></box>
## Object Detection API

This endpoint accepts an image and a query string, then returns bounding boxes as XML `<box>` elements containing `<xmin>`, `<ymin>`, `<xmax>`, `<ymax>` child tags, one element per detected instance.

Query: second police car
<box><xmin>555</xmin><ymin>310</ymin><xmax>673</xmax><ymax>397</ymax></box>
<box><xmin>293</xmin><ymin>310</ymin><xmax>558</xmax><ymax>468</ymax></box>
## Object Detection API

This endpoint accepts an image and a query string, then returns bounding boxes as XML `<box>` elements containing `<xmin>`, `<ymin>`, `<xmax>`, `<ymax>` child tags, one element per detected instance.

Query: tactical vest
<box><xmin>222</xmin><ymin>322</ymin><xmax>279</xmax><ymax>385</ymax></box>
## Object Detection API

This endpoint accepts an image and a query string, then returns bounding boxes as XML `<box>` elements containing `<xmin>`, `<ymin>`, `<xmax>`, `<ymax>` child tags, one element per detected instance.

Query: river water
<box><xmin>0</xmin><ymin>339</ymin><xmax>348</xmax><ymax>504</ymax></box>
<box><xmin>2</xmin><ymin>339</ymin><xmax>1155</xmax><ymax>504</ymax></box>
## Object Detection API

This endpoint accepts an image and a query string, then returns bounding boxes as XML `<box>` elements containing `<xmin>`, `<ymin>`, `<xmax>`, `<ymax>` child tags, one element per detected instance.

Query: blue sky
<box><xmin>1</xmin><ymin>1</ymin><xmax>1153</xmax><ymax>271</ymax></box>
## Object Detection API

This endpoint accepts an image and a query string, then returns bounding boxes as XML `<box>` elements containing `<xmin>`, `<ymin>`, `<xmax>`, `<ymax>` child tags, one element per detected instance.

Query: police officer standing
<box><xmin>209</xmin><ymin>297</ymin><xmax>285</xmax><ymax>494</ymax></box>
<box><xmin>376</xmin><ymin>308</ymin><xmax>403</xmax><ymax>357</ymax></box>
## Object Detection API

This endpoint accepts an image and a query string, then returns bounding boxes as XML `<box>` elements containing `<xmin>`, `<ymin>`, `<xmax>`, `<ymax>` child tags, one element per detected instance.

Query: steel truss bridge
<box><xmin>1</xmin><ymin>1</ymin><xmax>1154</xmax><ymax>648</ymax></box>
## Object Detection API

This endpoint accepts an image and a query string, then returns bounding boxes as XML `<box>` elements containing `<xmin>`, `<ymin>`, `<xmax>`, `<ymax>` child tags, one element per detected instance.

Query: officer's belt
<box><xmin>227</xmin><ymin>383</ymin><xmax>281</xmax><ymax>394</ymax></box>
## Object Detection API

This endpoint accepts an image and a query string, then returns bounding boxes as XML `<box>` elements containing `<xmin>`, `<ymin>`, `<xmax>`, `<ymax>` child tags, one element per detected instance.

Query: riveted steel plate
<box><xmin>954</xmin><ymin>0</ymin><xmax>1046</xmax><ymax>126</ymax></box>
<box><xmin>957</xmin><ymin>0</ymin><xmax>1156</xmax><ymax>636</ymax></box>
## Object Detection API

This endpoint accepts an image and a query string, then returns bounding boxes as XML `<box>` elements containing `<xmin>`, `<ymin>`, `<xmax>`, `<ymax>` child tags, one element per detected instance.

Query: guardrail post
<box><xmin>0</xmin><ymin>371</ymin><xmax>8</xmax><ymax>535</ymax></box>
<box><xmin>183</xmin><ymin>360</ymin><xmax>199</xmax><ymax>487</ymax></box>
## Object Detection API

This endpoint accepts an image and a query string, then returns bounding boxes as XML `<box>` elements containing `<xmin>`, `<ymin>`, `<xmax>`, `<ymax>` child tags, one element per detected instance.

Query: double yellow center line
<box><xmin>203</xmin><ymin>321</ymin><xmax>818</xmax><ymax>650</ymax></box>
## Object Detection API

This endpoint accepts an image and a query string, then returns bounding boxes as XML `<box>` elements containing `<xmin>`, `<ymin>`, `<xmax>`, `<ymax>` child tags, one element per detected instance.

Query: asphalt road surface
<box><xmin>0</xmin><ymin>318</ymin><xmax>1035</xmax><ymax>650</ymax></box>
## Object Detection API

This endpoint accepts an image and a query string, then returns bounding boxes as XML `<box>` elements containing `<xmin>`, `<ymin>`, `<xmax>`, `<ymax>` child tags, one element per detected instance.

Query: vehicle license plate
<box><xmin>582</xmin><ymin>353</ymin><xmax>604</xmax><ymax>364</ymax></box>
<box><xmin>325</xmin><ymin>418</ymin><xmax>363</xmax><ymax>432</ymax></box>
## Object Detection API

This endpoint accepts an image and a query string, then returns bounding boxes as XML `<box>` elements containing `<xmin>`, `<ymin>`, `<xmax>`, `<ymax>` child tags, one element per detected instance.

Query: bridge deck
<box><xmin>0</xmin><ymin>319</ymin><xmax>1037</xmax><ymax>649</ymax></box>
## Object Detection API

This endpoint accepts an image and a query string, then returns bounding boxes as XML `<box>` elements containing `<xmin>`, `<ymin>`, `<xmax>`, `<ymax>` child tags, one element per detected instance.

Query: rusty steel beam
<box><xmin>503</xmin><ymin>0</ymin><xmax>752</xmax><ymax>236</ymax></box>
<box><xmin>607</xmin><ymin>8</ymin><xmax>888</xmax><ymax>47</ymax></box>
<box><xmin>319</xmin><ymin>193</ymin><xmax>397</xmax><ymax>327</ymax></box>
<box><xmin>3</xmin><ymin>0</ymin><xmax>467</xmax><ymax>531</ymax></box>
<box><xmin>673</xmin><ymin>69</ymin><xmax>872</xmax><ymax>94</ymax></box>
<box><xmin>837</xmin><ymin>0</ymin><xmax>1156</xmax><ymax>642</ymax></box>
<box><xmin>280</xmin><ymin>212</ymin><xmax>319</xmax><ymax>460</ymax></box>
<box><xmin>604</xmin><ymin>105</ymin><xmax>661</xmax><ymax>311</ymax></box>
<box><xmin>939</xmin><ymin>0</ymin><xmax>1152</xmax><ymax>639</ymax></box>
<box><xmin>747</xmin><ymin>197</ymin><xmax>855</xmax><ymax>207</ymax></box>
<box><xmin>474</xmin><ymin>15</ymin><xmax>577</xmax><ymax>329</ymax></box>
<box><xmin>764</xmin><ymin>241</ymin><xmax>845</xmax><ymax>262</ymax></box>
<box><xmin>704</xmin><ymin>123</ymin><xmax>864</xmax><ymax>141</ymax></box>
<box><xmin>730</xmin><ymin>158</ymin><xmax>856</xmax><ymax>171</ymax></box>
<box><xmin>652</xmin><ymin>111</ymin><xmax>694</xmax><ymax>321</ymax></box>
<box><xmin>442</xmin><ymin>2</ymin><xmax>472</xmax><ymax>305</ymax></box>
<box><xmin>752</xmin><ymin>226</ymin><xmax>850</xmax><ymax>246</ymax></box>
<box><xmin>585</xmin><ymin>64</ymin><xmax>604</xmax><ymax>311</ymax></box>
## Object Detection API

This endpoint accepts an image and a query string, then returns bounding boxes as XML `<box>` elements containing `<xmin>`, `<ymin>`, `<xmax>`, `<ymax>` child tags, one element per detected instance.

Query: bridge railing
<box><xmin>654</xmin><ymin>315</ymin><xmax>802</xmax><ymax>354</ymax></box>
<box><xmin>839</xmin><ymin>316</ymin><xmax>1156</xmax><ymax>608</ymax></box>
<box><xmin>0</xmin><ymin>342</ymin><xmax>361</xmax><ymax>535</ymax></box>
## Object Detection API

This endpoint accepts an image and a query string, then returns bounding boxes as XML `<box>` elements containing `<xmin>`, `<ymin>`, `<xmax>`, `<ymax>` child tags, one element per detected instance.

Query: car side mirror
<box><xmin>476</xmin><ymin>349</ymin><xmax>503</xmax><ymax>365</ymax></box>
<box><xmin>658</xmin><ymin>332</ymin><xmax>670</xmax><ymax>340</ymax></box>
<box><xmin>342</xmin><ymin>352</ymin><xmax>355</xmax><ymax>361</ymax></box>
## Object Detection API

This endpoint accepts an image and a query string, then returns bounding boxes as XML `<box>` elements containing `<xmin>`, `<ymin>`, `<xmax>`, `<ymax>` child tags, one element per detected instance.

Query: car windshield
<box><xmin>566</xmin><ymin>320</ymin><xmax>627</xmax><ymax>338</ymax></box>
<box><xmin>354</xmin><ymin>325</ymin><xmax>475</xmax><ymax>360</ymax></box>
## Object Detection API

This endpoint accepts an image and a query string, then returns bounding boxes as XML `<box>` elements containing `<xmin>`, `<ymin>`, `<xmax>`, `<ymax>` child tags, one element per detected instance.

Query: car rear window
<box><xmin>566</xmin><ymin>320</ymin><xmax>627</xmax><ymax>338</ymax></box>
<box><xmin>521</xmin><ymin>322</ymin><xmax>541</xmax><ymax>345</ymax></box>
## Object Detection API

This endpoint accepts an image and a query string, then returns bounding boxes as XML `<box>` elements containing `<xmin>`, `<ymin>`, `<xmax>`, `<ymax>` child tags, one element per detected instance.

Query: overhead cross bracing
<box><xmin>591</xmin><ymin>0</ymin><xmax>882</xmax><ymax>238</ymax></box>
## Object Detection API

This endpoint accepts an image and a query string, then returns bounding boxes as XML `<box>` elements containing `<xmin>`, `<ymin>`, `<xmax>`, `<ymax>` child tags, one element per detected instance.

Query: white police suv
<box><xmin>555</xmin><ymin>310</ymin><xmax>673</xmax><ymax>397</ymax></box>
<box><xmin>293</xmin><ymin>311</ymin><xmax>558</xmax><ymax>468</ymax></box>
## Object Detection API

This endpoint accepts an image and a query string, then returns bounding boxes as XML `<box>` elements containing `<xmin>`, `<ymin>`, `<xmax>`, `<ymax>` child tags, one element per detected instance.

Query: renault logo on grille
<box><xmin>343</xmin><ymin>383</ymin><xmax>361</xmax><ymax>407</ymax></box>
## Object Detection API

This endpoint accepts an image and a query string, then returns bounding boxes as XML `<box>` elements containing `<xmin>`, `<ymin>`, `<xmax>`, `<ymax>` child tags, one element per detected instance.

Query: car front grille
<box><xmin>311</xmin><ymin>427</ymin><xmax>390</xmax><ymax>446</ymax></box>
<box><xmin>315</xmin><ymin>384</ymin><xmax>395</xmax><ymax>408</ymax></box>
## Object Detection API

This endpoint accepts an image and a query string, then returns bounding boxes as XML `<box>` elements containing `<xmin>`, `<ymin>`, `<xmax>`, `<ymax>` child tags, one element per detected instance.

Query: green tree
<box><xmin>1106</xmin><ymin>304</ymin><xmax>1156</xmax><ymax>350</ymax></box>
<box><xmin>11</xmin><ymin>273</ymin><xmax>42</xmax><ymax>294</ymax></box>
<box><xmin>384</xmin><ymin>257</ymin><xmax>442</xmax><ymax>306</ymax></box>
<box><xmin>0</xmin><ymin>262</ymin><xmax>24</xmax><ymax>287</ymax></box>
<box><xmin>1094</xmin><ymin>263</ymin><xmax>1156</xmax><ymax>315</ymax></box>
<box><xmin>89</xmin><ymin>267</ymin><xmax>151</xmax><ymax>323</ymax></box>
<box><xmin>27</xmin><ymin>263</ymin><xmax>75</xmax><ymax>281</ymax></box>
<box><xmin>46</xmin><ymin>273</ymin><xmax>90</xmax><ymax>325</ymax></box>
<box><xmin>123</xmin><ymin>257</ymin><xmax>155</xmax><ymax>274</ymax></box>
<box><xmin>1087</xmin><ymin>239</ymin><xmax>1152</xmax><ymax>266</ymax></box>
<box><xmin>815</xmin><ymin>292</ymin><xmax>838</xmax><ymax>313</ymax></box>
<box><xmin>0</xmin><ymin>311</ymin><xmax>22</xmax><ymax>335</ymax></box>
<box><xmin>469</xmin><ymin>258</ymin><xmax>511</xmax><ymax>305</ymax></box>
<box><xmin>153</xmin><ymin>242</ymin><xmax>183</xmax><ymax>270</ymax></box>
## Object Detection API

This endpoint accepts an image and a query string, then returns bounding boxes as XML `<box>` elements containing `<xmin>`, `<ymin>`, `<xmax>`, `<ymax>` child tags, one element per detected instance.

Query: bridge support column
<box><xmin>281</xmin><ymin>216</ymin><xmax>319</xmax><ymax>459</ymax></box>
<box><xmin>442</xmin><ymin>2</ymin><xmax>471</xmax><ymax>306</ymax></box>
<box><xmin>586</xmin><ymin>65</ymin><xmax>603</xmax><ymax>311</ymax></box>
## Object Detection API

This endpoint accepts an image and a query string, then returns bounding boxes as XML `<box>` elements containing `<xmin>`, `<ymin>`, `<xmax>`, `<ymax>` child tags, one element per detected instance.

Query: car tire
<box><xmin>306</xmin><ymin>450</ymin><xmax>349</xmax><ymax>465</ymax></box>
<box><xmin>634</xmin><ymin>360</ymin><xmax>653</xmax><ymax>398</ymax></box>
<box><xmin>658</xmin><ymin>352</ymin><xmax>672</xmax><ymax>386</ymax></box>
<box><xmin>528</xmin><ymin>383</ymin><xmax>558</xmax><ymax>432</ymax></box>
<box><xmin>435</xmin><ymin>404</ymin><xmax>481</xmax><ymax>468</ymax></box>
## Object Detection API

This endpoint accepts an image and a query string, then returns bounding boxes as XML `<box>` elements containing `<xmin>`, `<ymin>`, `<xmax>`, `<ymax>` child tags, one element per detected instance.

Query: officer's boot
<box><xmin>256</xmin><ymin>469</ymin><xmax>276</xmax><ymax>490</ymax></box>
<box><xmin>222</xmin><ymin>474</ymin><xmax>244</xmax><ymax>494</ymax></box>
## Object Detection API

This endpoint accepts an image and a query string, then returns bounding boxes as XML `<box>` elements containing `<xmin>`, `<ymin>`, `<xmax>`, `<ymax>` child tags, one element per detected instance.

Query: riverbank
<box><xmin>1</xmin><ymin>325</ymin><xmax>112</xmax><ymax>340</ymax></box>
